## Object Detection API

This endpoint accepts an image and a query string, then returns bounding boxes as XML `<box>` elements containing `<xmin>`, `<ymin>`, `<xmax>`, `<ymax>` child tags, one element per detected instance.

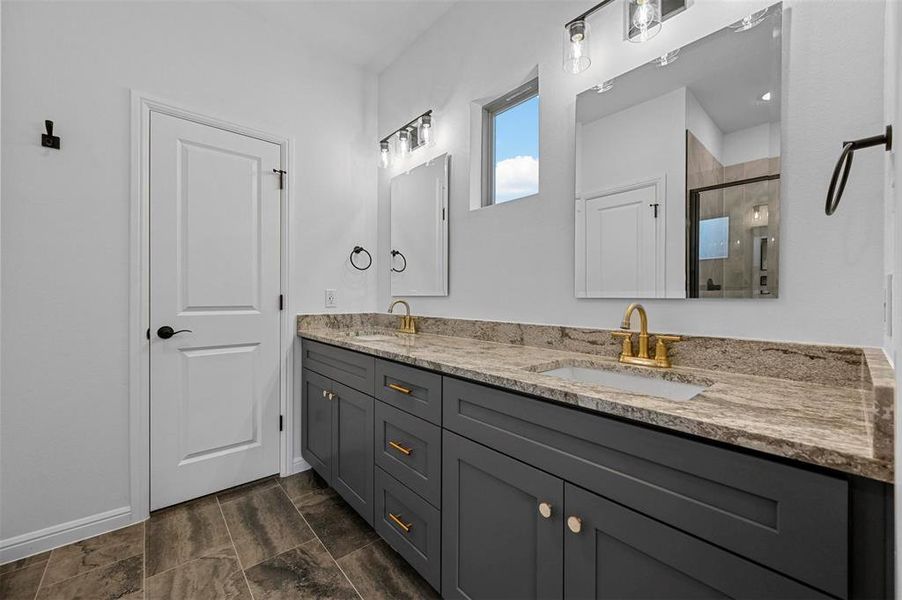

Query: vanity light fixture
<box><xmin>378</xmin><ymin>109</ymin><xmax>433</xmax><ymax>168</ymax></box>
<box><xmin>593</xmin><ymin>80</ymin><xmax>615</xmax><ymax>93</ymax></box>
<box><xmin>563</xmin><ymin>0</ymin><xmax>683</xmax><ymax>74</ymax></box>
<box><xmin>654</xmin><ymin>49</ymin><xmax>679</xmax><ymax>66</ymax></box>
<box><xmin>730</xmin><ymin>7</ymin><xmax>769</xmax><ymax>32</ymax></box>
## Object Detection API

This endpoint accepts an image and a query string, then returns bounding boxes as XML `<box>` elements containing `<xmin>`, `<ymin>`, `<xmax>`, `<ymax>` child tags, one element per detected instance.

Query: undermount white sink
<box><xmin>540</xmin><ymin>366</ymin><xmax>706</xmax><ymax>401</ymax></box>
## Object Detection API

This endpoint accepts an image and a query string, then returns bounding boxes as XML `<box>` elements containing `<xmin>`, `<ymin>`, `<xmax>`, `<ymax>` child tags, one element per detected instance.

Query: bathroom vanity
<box><xmin>298</xmin><ymin>314</ymin><xmax>894</xmax><ymax>600</ymax></box>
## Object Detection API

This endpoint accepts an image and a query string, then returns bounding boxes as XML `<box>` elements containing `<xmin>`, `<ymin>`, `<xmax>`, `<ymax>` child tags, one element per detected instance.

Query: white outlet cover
<box><xmin>325</xmin><ymin>289</ymin><xmax>337</xmax><ymax>308</ymax></box>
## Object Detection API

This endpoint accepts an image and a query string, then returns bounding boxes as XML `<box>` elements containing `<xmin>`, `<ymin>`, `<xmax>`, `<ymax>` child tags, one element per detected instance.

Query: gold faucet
<box><xmin>613</xmin><ymin>303</ymin><xmax>681</xmax><ymax>368</ymax></box>
<box><xmin>388</xmin><ymin>299</ymin><xmax>416</xmax><ymax>334</ymax></box>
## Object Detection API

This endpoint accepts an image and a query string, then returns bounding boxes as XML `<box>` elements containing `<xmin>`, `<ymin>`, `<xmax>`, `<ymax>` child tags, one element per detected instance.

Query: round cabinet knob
<box><xmin>322</xmin><ymin>390</ymin><xmax>328</xmax><ymax>398</ymax></box>
<box><xmin>567</xmin><ymin>516</ymin><xmax>582</xmax><ymax>534</ymax></box>
<box><xmin>327</xmin><ymin>392</ymin><xmax>335</xmax><ymax>400</ymax></box>
<box><xmin>538</xmin><ymin>502</ymin><xmax>553</xmax><ymax>519</ymax></box>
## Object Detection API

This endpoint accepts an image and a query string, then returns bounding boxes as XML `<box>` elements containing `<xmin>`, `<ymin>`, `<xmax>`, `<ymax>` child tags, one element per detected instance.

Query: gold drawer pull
<box><xmin>388</xmin><ymin>512</ymin><xmax>412</xmax><ymax>533</ymax></box>
<box><xmin>388</xmin><ymin>441</ymin><xmax>413</xmax><ymax>456</ymax></box>
<box><xmin>388</xmin><ymin>383</ymin><xmax>412</xmax><ymax>395</ymax></box>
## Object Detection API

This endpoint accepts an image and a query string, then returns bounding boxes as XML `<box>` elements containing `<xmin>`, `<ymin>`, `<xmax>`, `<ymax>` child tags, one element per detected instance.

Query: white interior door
<box><xmin>583</xmin><ymin>184</ymin><xmax>660</xmax><ymax>297</ymax></box>
<box><xmin>149</xmin><ymin>112</ymin><xmax>282</xmax><ymax>510</ymax></box>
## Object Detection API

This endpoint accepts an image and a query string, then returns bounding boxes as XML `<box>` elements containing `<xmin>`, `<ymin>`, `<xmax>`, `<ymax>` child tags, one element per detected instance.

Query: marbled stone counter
<box><xmin>298</xmin><ymin>313</ymin><xmax>895</xmax><ymax>482</ymax></box>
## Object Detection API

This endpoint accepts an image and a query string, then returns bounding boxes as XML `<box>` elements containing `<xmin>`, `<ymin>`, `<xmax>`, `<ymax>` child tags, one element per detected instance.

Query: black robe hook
<box><xmin>42</xmin><ymin>120</ymin><xmax>60</xmax><ymax>149</ymax></box>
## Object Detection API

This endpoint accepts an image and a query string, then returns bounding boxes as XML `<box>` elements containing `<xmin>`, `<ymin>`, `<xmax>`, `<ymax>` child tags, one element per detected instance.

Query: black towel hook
<box><xmin>825</xmin><ymin>125</ymin><xmax>892</xmax><ymax>215</ymax></box>
<box><xmin>349</xmin><ymin>246</ymin><xmax>372</xmax><ymax>271</ymax></box>
<box><xmin>390</xmin><ymin>249</ymin><xmax>407</xmax><ymax>273</ymax></box>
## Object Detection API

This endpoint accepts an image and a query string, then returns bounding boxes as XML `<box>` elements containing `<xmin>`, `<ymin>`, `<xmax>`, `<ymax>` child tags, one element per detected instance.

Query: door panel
<box><xmin>331</xmin><ymin>381</ymin><xmax>374</xmax><ymax>524</ymax></box>
<box><xmin>443</xmin><ymin>431</ymin><xmax>563</xmax><ymax>600</ymax></box>
<box><xmin>301</xmin><ymin>369</ymin><xmax>333</xmax><ymax>482</ymax></box>
<box><xmin>150</xmin><ymin>112</ymin><xmax>282</xmax><ymax>510</ymax></box>
<box><xmin>563</xmin><ymin>483</ymin><xmax>830</xmax><ymax>599</ymax></box>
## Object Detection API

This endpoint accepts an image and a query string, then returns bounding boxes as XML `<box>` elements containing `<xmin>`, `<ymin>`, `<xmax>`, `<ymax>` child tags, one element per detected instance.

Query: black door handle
<box><xmin>157</xmin><ymin>326</ymin><xmax>192</xmax><ymax>339</ymax></box>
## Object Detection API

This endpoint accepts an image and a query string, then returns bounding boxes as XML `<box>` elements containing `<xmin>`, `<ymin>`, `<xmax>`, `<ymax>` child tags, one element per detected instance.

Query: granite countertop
<box><xmin>297</xmin><ymin>314</ymin><xmax>895</xmax><ymax>483</ymax></box>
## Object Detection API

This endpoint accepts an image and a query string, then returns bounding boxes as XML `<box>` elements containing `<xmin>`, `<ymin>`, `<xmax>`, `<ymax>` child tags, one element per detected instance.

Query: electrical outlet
<box><xmin>325</xmin><ymin>289</ymin><xmax>337</xmax><ymax>308</ymax></box>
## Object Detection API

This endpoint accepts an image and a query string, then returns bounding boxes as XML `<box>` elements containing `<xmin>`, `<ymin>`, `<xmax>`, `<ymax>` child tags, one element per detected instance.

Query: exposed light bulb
<box><xmin>630</xmin><ymin>0</ymin><xmax>662</xmax><ymax>43</ymax></box>
<box><xmin>654</xmin><ymin>49</ymin><xmax>679</xmax><ymax>67</ymax></box>
<box><xmin>593</xmin><ymin>80</ymin><xmax>614</xmax><ymax>94</ymax></box>
<box><xmin>730</xmin><ymin>8</ymin><xmax>769</xmax><ymax>32</ymax></box>
<box><xmin>398</xmin><ymin>130</ymin><xmax>410</xmax><ymax>156</ymax></box>
<box><xmin>379</xmin><ymin>140</ymin><xmax>390</xmax><ymax>168</ymax></box>
<box><xmin>420</xmin><ymin>114</ymin><xmax>432</xmax><ymax>144</ymax></box>
<box><xmin>563</xmin><ymin>20</ymin><xmax>591</xmax><ymax>74</ymax></box>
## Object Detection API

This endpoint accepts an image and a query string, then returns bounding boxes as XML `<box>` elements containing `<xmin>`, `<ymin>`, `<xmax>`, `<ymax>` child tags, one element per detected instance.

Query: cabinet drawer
<box><xmin>375</xmin><ymin>400</ymin><xmax>441</xmax><ymax>507</ymax></box>
<box><xmin>301</xmin><ymin>339</ymin><xmax>374</xmax><ymax>395</ymax></box>
<box><xmin>374</xmin><ymin>467</ymin><xmax>441</xmax><ymax>591</ymax></box>
<box><xmin>375</xmin><ymin>359</ymin><xmax>442</xmax><ymax>424</ymax></box>
<box><xmin>443</xmin><ymin>377</ymin><xmax>848</xmax><ymax>598</ymax></box>
<box><xmin>565</xmin><ymin>482</ymin><xmax>831</xmax><ymax>599</ymax></box>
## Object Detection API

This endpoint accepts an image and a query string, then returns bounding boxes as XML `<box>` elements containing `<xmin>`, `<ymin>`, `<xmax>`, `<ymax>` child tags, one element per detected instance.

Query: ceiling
<box><xmin>229</xmin><ymin>1</ymin><xmax>457</xmax><ymax>74</ymax></box>
<box><xmin>577</xmin><ymin>8</ymin><xmax>782</xmax><ymax>134</ymax></box>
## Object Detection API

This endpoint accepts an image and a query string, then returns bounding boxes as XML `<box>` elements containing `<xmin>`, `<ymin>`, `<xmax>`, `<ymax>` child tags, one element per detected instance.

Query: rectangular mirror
<box><xmin>390</xmin><ymin>153</ymin><xmax>449</xmax><ymax>296</ymax></box>
<box><xmin>575</xmin><ymin>3</ymin><xmax>782</xmax><ymax>299</ymax></box>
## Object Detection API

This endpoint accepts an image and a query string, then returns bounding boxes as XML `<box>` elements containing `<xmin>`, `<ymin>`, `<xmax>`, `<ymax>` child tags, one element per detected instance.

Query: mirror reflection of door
<box><xmin>389</xmin><ymin>154</ymin><xmax>450</xmax><ymax>296</ymax></box>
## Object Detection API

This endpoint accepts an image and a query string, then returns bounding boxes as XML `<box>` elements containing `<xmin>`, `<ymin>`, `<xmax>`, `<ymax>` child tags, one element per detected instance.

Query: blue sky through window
<box><xmin>494</xmin><ymin>95</ymin><xmax>539</xmax><ymax>203</ymax></box>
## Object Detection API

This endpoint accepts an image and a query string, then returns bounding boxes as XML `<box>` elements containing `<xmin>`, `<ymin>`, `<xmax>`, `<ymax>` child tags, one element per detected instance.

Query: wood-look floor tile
<box><xmin>145</xmin><ymin>546</ymin><xmax>251</xmax><ymax>600</ymax></box>
<box><xmin>0</xmin><ymin>551</ymin><xmax>50</xmax><ymax>575</ymax></box>
<box><xmin>293</xmin><ymin>488</ymin><xmax>378</xmax><ymax>560</ymax></box>
<box><xmin>216</xmin><ymin>475</ymin><xmax>279</xmax><ymax>504</ymax></box>
<box><xmin>146</xmin><ymin>495</ymin><xmax>231</xmax><ymax>577</ymax></box>
<box><xmin>0</xmin><ymin>562</ymin><xmax>46</xmax><ymax>600</ymax></box>
<box><xmin>220</xmin><ymin>484</ymin><xmax>314</xmax><ymax>567</ymax></box>
<box><xmin>244</xmin><ymin>539</ymin><xmax>359</xmax><ymax>600</ymax></box>
<box><xmin>42</xmin><ymin>523</ymin><xmax>143</xmax><ymax>586</ymax></box>
<box><xmin>36</xmin><ymin>554</ymin><xmax>142</xmax><ymax>600</ymax></box>
<box><xmin>338</xmin><ymin>539</ymin><xmax>439</xmax><ymax>600</ymax></box>
<box><xmin>279</xmin><ymin>469</ymin><xmax>328</xmax><ymax>502</ymax></box>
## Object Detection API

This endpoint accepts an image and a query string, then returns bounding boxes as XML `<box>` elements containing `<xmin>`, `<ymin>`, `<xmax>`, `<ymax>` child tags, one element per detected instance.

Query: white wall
<box><xmin>722</xmin><ymin>122</ymin><xmax>781</xmax><ymax>166</ymax></box>
<box><xmin>577</xmin><ymin>88</ymin><xmax>686</xmax><ymax>296</ymax></box>
<box><xmin>0</xmin><ymin>1</ymin><xmax>376</xmax><ymax>553</ymax></box>
<box><xmin>685</xmin><ymin>88</ymin><xmax>724</xmax><ymax>162</ymax></box>
<box><xmin>377</xmin><ymin>0</ymin><xmax>887</xmax><ymax>347</ymax></box>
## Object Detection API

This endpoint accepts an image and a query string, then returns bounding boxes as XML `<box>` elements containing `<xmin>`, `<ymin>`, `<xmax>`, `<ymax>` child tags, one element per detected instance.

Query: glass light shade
<box><xmin>629</xmin><ymin>0</ymin><xmax>662</xmax><ymax>43</ymax></box>
<box><xmin>593</xmin><ymin>80</ymin><xmax>614</xmax><ymax>94</ymax></box>
<box><xmin>379</xmin><ymin>141</ymin><xmax>390</xmax><ymax>168</ymax></box>
<box><xmin>398</xmin><ymin>130</ymin><xmax>410</xmax><ymax>156</ymax></box>
<box><xmin>731</xmin><ymin>8</ymin><xmax>769</xmax><ymax>32</ymax></box>
<box><xmin>654</xmin><ymin>49</ymin><xmax>679</xmax><ymax>67</ymax></box>
<box><xmin>420</xmin><ymin>114</ymin><xmax>432</xmax><ymax>144</ymax></box>
<box><xmin>563</xmin><ymin>20</ymin><xmax>591</xmax><ymax>74</ymax></box>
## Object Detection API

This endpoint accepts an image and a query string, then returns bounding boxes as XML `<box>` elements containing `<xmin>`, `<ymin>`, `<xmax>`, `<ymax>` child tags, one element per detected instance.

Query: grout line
<box><xmin>217</xmin><ymin>496</ymin><xmax>257</xmax><ymax>600</ymax></box>
<box><xmin>32</xmin><ymin>549</ymin><xmax>51</xmax><ymax>600</ymax></box>
<box><xmin>29</xmin><ymin>549</ymin><xmax>144</xmax><ymax>592</ymax></box>
<box><xmin>280</xmin><ymin>483</ymin><xmax>364</xmax><ymax>600</ymax></box>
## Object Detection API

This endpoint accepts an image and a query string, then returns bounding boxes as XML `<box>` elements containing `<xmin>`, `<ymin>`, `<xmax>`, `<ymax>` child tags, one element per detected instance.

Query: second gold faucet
<box><xmin>613</xmin><ymin>303</ymin><xmax>680</xmax><ymax>368</ymax></box>
<box><xmin>388</xmin><ymin>299</ymin><xmax>417</xmax><ymax>334</ymax></box>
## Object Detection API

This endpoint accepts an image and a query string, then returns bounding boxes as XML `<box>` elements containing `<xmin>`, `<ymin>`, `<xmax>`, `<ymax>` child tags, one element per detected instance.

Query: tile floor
<box><xmin>0</xmin><ymin>471</ymin><xmax>440</xmax><ymax>600</ymax></box>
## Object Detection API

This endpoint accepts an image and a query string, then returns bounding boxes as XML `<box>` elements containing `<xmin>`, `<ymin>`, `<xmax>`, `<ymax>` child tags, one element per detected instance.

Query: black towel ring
<box><xmin>826</xmin><ymin>125</ymin><xmax>892</xmax><ymax>216</ymax></box>
<box><xmin>391</xmin><ymin>249</ymin><xmax>407</xmax><ymax>273</ymax></box>
<box><xmin>349</xmin><ymin>246</ymin><xmax>372</xmax><ymax>271</ymax></box>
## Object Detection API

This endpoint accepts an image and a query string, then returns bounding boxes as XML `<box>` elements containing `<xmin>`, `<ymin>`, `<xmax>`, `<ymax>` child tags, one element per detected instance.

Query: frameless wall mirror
<box><xmin>574</xmin><ymin>3</ymin><xmax>782</xmax><ymax>299</ymax></box>
<box><xmin>390</xmin><ymin>153</ymin><xmax>449</xmax><ymax>296</ymax></box>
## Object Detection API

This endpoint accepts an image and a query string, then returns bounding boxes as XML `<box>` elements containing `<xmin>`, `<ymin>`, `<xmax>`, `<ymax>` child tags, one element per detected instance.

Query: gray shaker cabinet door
<box><xmin>330</xmin><ymin>380</ymin><xmax>374</xmax><ymax>525</ymax></box>
<box><xmin>442</xmin><ymin>431</ymin><xmax>563</xmax><ymax>600</ymax></box>
<box><xmin>563</xmin><ymin>483</ymin><xmax>832</xmax><ymax>600</ymax></box>
<box><xmin>301</xmin><ymin>368</ymin><xmax>333</xmax><ymax>484</ymax></box>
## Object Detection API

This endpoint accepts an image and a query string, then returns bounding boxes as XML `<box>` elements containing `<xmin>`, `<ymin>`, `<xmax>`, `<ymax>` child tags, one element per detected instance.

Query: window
<box><xmin>482</xmin><ymin>78</ymin><xmax>539</xmax><ymax>206</ymax></box>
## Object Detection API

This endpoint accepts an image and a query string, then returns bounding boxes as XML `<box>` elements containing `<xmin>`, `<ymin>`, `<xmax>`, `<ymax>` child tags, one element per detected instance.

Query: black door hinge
<box><xmin>273</xmin><ymin>169</ymin><xmax>287</xmax><ymax>190</ymax></box>
<box><xmin>279</xmin><ymin>294</ymin><xmax>284</xmax><ymax>311</ymax></box>
<box><xmin>649</xmin><ymin>203</ymin><xmax>660</xmax><ymax>218</ymax></box>
<box><xmin>279</xmin><ymin>415</ymin><xmax>284</xmax><ymax>431</ymax></box>
<box><xmin>146</xmin><ymin>328</ymin><xmax>150</xmax><ymax>340</ymax></box>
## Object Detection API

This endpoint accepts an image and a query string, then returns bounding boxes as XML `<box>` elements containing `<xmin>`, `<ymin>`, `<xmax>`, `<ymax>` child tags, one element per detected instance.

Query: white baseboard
<box><xmin>0</xmin><ymin>506</ymin><xmax>138</xmax><ymax>565</ymax></box>
<box><xmin>291</xmin><ymin>456</ymin><xmax>312</xmax><ymax>475</ymax></box>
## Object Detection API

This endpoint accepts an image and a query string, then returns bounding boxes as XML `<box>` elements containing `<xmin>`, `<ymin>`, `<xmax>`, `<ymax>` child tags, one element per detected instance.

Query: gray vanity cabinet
<box><xmin>564</xmin><ymin>483</ymin><xmax>831</xmax><ymax>600</ymax></box>
<box><xmin>300</xmin><ymin>367</ymin><xmax>375</xmax><ymax>525</ymax></box>
<box><xmin>442</xmin><ymin>431</ymin><xmax>564</xmax><ymax>600</ymax></box>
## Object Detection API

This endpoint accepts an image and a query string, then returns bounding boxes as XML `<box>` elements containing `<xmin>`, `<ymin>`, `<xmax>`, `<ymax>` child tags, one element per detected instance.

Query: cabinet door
<box><xmin>443</xmin><ymin>431</ymin><xmax>563</xmax><ymax>600</ymax></box>
<box><xmin>301</xmin><ymin>369</ymin><xmax>333</xmax><ymax>483</ymax></box>
<box><xmin>331</xmin><ymin>380</ymin><xmax>374</xmax><ymax>525</ymax></box>
<box><xmin>564</xmin><ymin>483</ymin><xmax>831</xmax><ymax>600</ymax></box>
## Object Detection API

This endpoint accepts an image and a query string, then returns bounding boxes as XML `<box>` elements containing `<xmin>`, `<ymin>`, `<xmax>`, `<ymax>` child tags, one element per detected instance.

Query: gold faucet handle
<box><xmin>653</xmin><ymin>335</ymin><xmax>681</xmax><ymax>368</ymax></box>
<box><xmin>611</xmin><ymin>331</ymin><xmax>633</xmax><ymax>358</ymax></box>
